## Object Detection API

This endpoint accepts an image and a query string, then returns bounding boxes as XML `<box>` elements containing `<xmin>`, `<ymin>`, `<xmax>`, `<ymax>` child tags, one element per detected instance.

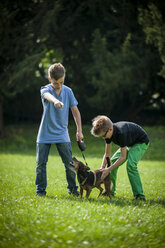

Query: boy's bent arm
<box><xmin>44</xmin><ymin>92</ymin><xmax>64</xmax><ymax>108</ymax></box>
<box><xmin>101</xmin><ymin>146</ymin><xmax>127</xmax><ymax>180</ymax></box>
<box><xmin>71</xmin><ymin>106</ymin><xmax>84</xmax><ymax>141</ymax></box>
<box><xmin>109</xmin><ymin>146</ymin><xmax>127</xmax><ymax>171</ymax></box>
<box><xmin>101</xmin><ymin>143</ymin><xmax>111</xmax><ymax>169</ymax></box>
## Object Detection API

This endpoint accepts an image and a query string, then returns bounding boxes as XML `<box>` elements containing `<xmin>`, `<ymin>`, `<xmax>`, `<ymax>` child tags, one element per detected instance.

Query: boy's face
<box><xmin>100</xmin><ymin>127</ymin><xmax>113</xmax><ymax>139</ymax></box>
<box><xmin>49</xmin><ymin>76</ymin><xmax>65</xmax><ymax>90</ymax></box>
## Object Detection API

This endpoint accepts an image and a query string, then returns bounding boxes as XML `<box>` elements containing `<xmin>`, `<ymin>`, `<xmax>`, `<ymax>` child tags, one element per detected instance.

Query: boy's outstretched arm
<box><xmin>71</xmin><ymin>106</ymin><xmax>84</xmax><ymax>141</ymax></box>
<box><xmin>100</xmin><ymin>143</ymin><xmax>111</xmax><ymax>169</ymax></box>
<box><xmin>44</xmin><ymin>92</ymin><xmax>64</xmax><ymax>108</ymax></box>
<box><xmin>101</xmin><ymin>146</ymin><xmax>127</xmax><ymax>180</ymax></box>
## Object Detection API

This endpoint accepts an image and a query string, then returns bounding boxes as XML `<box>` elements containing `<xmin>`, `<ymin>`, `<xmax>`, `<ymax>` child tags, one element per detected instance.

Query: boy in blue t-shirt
<box><xmin>91</xmin><ymin>115</ymin><xmax>149</xmax><ymax>200</ymax></box>
<box><xmin>36</xmin><ymin>63</ymin><xmax>84</xmax><ymax>196</ymax></box>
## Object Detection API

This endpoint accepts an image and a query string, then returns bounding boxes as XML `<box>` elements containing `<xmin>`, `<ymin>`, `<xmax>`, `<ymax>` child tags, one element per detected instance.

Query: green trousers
<box><xmin>110</xmin><ymin>143</ymin><xmax>149</xmax><ymax>199</ymax></box>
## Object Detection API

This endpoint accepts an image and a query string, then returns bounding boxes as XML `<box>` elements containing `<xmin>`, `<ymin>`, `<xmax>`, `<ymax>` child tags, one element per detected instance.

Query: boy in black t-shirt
<box><xmin>91</xmin><ymin>115</ymin><xmax>149</xmax><ymax>200</ymax></box>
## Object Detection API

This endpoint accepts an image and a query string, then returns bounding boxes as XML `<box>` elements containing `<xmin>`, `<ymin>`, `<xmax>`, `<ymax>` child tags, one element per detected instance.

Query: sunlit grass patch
<box><xmin>0</xmin><ymin>154</ymin><xmax>165</xmax><ymax>248</ymax></box>
<box><xmin>0</xmin><ymin>125</ymin><xmax>165</xmax><ymax>247</ymax></box>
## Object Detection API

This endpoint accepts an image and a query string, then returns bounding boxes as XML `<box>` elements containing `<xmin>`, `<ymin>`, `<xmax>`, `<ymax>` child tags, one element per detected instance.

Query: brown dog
<box><xmin>70</xmin><ymin>157</ymin><xmax>112</xmax><ymax>200</ymax></box>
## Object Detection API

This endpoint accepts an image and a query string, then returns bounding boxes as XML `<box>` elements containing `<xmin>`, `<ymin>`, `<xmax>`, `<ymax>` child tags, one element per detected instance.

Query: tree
<box><xmin>1</xmin><ymin>0</ymin><xmax>164</xmax><ymax>131</ymax></box>
<box><xmin>0</xmin><ymin>0</ymin><xmax>44</xmax><ymax>136</ymax></box>
<box><xmin>86</xmin><ymin>29</ymin><xmax>160</xmax><ymax>121</ymax></box>
<box><xmin>138</xmin><ymin>3</ymin><xmax>165</xmax><ymax>78</ymax></box>
<box><xmin>138</xmin><ymin>3</ymin><xmax>165</xmax><ymax>116</ymax></box>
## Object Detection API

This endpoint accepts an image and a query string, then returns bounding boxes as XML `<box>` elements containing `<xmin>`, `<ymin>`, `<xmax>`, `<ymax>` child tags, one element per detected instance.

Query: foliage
<box><xmin>0</xmin><ymin>125</ymin><xmax>165</xmax><ymax>248</ymax></box>
<box><xmin>0</xmin><ymin>0</ymin><xmax>44</xmax><ymax>135</ymax></box>
<box><xmin>138</xmin><ymin>3</ymin><xmax>165</xmax><ymax>117</ymax></box>
<box><xmin>86</xmin><ymin>27</ymin><xmax>164</xmax><ymax>120</ymax></box>
<box><xmin>0</xmin><ymin>0</ymin><xmax>165</xmax><ymax>134</ymax></box>
<box><xmin>0</xmin><ymin>0</ymin><xmax>43</xmax><ymax>99</ymax></box>
<box><xmin>138</xmin><ymin>3</ymin><xmax>165</xmax><ymax>78</ymax></box>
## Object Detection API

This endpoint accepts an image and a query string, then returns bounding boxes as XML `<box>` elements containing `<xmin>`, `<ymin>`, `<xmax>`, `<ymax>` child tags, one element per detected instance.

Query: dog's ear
<box><xmin>72</xmin><ymin>157</ymin><xmax>78</xmax><ymax>162</ymax></box>
<box><xmin>79</xmin><ymin>162</ymin><xmax>87</xmax><ymax>171</ymax></box>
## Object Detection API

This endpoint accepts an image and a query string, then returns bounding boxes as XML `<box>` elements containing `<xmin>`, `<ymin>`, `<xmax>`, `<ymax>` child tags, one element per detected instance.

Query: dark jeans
<box><xmin>35</xmin><ymin>142</ymin><xmax>78</xmax><ymax>195</ymax></box>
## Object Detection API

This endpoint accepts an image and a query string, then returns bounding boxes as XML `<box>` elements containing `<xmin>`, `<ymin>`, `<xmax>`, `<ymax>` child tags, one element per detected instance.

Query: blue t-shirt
<box><xmin>37</xmin><ymin>84</ymin><xmax>78</xmax><ymax>143</ymax></box>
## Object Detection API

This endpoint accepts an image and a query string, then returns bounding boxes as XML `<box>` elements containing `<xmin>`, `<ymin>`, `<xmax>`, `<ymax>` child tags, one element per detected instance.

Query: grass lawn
<box><xmin>0</xmin><ymin>124</ymin><xmax>165</xmax><ymax>248</ymax></box>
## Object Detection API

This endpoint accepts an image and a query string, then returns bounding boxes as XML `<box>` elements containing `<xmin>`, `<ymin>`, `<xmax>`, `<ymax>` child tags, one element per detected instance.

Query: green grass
<box><xmin>0</xmin><ymin>125</ymin><xmax>165</xmax><ymax>248</ymax></box>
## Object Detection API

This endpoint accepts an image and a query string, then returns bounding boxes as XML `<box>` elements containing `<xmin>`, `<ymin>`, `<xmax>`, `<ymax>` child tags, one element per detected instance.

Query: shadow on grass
<box><xmin>46</xmin><ymin>194</ymin><xmax>165</xmax><ymax>208</ymax></box>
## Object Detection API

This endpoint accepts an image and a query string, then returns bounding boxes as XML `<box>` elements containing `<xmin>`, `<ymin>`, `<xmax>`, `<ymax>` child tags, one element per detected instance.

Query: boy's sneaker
<box><xmin>134</xmin><ymin>195</ymin><xmax>146</xmax><ymax>201</ymax></box>
<box><xmin>69</xmin><ymin>191</ymin><xmax>80</xmax><ymax>197</ymax></box>
<box><xmin>35</xmin><ymin>192</ymin><xmax>46</xmax><ymax>197</ymax></box>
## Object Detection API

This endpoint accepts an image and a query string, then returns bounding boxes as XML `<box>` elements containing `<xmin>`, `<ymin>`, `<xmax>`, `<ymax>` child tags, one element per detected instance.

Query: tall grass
<box><xmin>0</xmin><ymin>124</ymin><xmax>165</xmax><ymax>248</ymax></box>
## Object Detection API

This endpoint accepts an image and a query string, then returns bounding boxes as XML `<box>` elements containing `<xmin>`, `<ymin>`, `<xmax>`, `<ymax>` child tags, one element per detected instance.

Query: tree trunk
<box><xmin>0</xmin><ymin>101</ymin><xmax>5</xmax><ymax>138</ymax></box>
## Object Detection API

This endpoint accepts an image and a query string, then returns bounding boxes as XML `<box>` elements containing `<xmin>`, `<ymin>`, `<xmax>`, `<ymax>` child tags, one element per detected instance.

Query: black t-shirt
<box><xmin>105</xmin><ymin>122</ymin><xmax>149</xmax><ymax>147</ymax></box>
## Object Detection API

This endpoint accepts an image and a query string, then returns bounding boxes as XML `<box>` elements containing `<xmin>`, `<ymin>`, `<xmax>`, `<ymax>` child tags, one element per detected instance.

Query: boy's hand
<box><xmin>54</xmin><ymin>100</ymin><xmax>64</xmax><ymax>109</ymax></box>
<box><xmin>76</xmin><ymin>131</ymin><xmax>84</xmax><ymax>141</ymax></box>
<box><xmin>101</xmin><ymin>168</ymin><xmax>110</xmax><ymax>180</ymax></box>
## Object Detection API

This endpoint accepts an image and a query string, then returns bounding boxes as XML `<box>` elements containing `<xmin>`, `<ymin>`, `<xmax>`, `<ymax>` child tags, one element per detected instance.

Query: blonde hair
<box><xmin>48</xmin><ymin>63</ymin><xmax>65</xmax><ymax>80</ymax></box>
<box><xmin>91</xmin><ymin>115</ymin><xmax>113</xmax><ymax>136</ymax></box>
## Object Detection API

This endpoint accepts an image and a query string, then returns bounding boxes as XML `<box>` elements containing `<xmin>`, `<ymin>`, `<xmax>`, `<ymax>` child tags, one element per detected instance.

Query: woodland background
<box><xmin>0</xmin><ymin>0</ymin><xmax>165</xmax><ymax>137</ymax></box>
